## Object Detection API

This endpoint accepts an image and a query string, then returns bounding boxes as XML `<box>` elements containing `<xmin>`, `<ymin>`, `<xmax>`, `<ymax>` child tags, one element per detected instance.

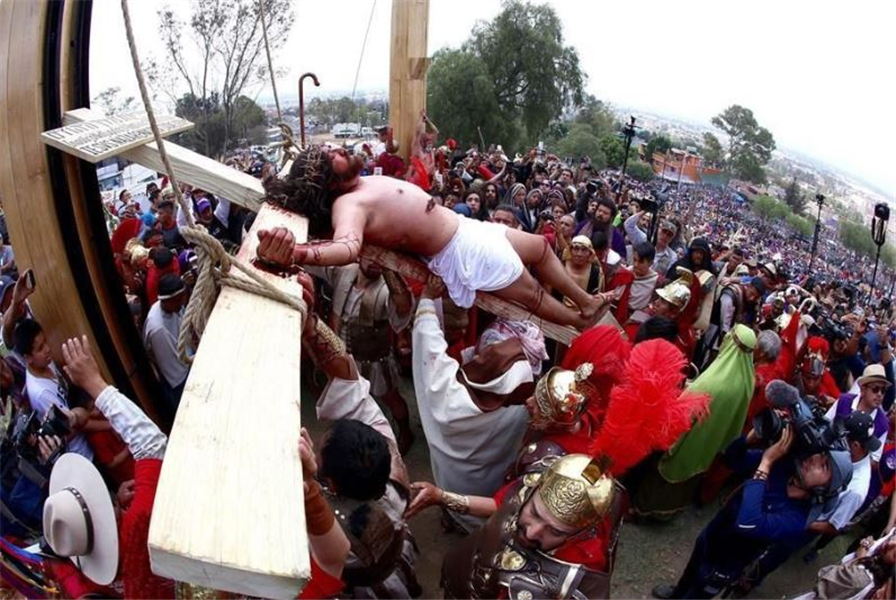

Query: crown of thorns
<box><xmin>268</xmin><ymin>145</ymin><xmax>330</xmax><ymax>210</ymax></box>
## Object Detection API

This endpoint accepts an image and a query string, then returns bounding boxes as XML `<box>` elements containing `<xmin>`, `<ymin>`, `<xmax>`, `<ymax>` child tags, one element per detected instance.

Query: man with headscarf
<box><xmin>411</xmin><ymin>276</ymin><xmax>545</xmax><ymax>531</ymax></box>
<box><xmin>632</xmin><ymin>324</ymin><xmax>758</xmax><ymax>518</ymax></box>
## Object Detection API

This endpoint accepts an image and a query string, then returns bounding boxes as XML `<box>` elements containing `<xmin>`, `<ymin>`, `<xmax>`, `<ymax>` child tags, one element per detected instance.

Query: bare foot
<box><xmin>577</xmin><ymin>294</ymin><xmax>611</xmax><ymax>329</ymax></box>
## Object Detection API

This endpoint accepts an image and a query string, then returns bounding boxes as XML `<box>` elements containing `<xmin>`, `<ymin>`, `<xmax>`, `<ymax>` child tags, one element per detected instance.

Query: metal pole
<box><xmin>298</xmin><ymin>72</ymin><xmax>320</xmax><ymax>147</ymax></box>
<box><xmin>871</xmin><ymin>245</ymin><xmax>882</xmax><ymax>293</ymax></box>
<box><xmin>621</xmin><ymin>116</ymin><xmax>636</xmax><ymax>177</ymax></box>
<box><xmin>809</xmin><ymin>193</ymin><xmax>823</xmax><ymax>272</ymax></box>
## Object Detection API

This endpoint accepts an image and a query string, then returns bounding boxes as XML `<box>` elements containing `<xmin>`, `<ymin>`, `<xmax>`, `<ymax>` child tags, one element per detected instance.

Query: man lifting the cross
<box><xmin>257</xmin><ymin>145</ymin><xmax>610</xmax><ymax>329</ymax></box>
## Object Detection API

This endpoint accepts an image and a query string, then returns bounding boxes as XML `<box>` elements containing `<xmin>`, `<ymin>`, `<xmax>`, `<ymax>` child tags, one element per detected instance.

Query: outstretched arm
<box><xmin>257</xmin><ymin>206</ymin><xmax>366</xmax><ymax>268</ymax></box>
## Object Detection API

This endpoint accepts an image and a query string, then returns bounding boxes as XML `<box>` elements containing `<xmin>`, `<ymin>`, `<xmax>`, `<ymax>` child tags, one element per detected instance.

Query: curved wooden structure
<box><xmin>0</xmin><ymin>0</ymin><xmax>167</xmax><ymax>426</ymax></box>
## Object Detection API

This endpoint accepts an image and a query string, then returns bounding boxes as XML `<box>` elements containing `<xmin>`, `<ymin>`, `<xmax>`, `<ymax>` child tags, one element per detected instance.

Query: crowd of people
<box><xmin>1</xmin><ymin>108</ymin><xmax>894</xmax><ymax>599</ymax></box>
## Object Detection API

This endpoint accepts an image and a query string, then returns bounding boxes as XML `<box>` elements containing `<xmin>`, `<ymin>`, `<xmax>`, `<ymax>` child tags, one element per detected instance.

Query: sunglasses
<box><xmin>865</xmin><ymin>385</ymin><xmax>887</xmax><ymax>395</ymax></box>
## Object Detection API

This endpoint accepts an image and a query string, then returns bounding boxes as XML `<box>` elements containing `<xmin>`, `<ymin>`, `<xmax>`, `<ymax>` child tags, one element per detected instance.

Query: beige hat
<box><xmin>44</xmin><ymin>453</ymin><xmax>119</xmax><ymax>585</ymax></box>
<box><xmin>856</xmin><ymin>364</ymin><xmax>892</xmax><ymax>389</ymax></box>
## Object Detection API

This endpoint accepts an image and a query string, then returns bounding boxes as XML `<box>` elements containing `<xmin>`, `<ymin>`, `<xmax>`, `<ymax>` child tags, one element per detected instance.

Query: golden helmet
<box><xmin>655</xmin><ymin>279</ymin><xmax>691</xmax><ymax>311</ymax></box>
<box><xmin>532</xmin><ymin>363</ymin><xmax>594</xmax><ymax>428</ymax></box>
<box><xmin>537</xmin><ymin>454</ymin><xmax>615</xmax><ymax>530</ymax></box>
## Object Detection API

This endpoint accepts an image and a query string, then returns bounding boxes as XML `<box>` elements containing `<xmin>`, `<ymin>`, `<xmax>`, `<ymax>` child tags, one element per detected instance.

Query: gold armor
<box><xmin>537</xmin><ymin>454</ymin><xmax>615</xmax><ymax>530</ymax></box>
<box><xmin>533</xmin><ymin>363</ymin><xmax>595</xmax><ymax>428</ymax></box>
<box><xmin>656</xmin><ymin>268</ymin><xmax>693</xmax><ymax>311</ymax></box>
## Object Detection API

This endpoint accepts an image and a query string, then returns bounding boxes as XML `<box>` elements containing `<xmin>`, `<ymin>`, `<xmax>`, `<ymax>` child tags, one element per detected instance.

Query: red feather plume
<box><xmin>588</xmin><ymin>339</ymin><xmax>711</xmax><ymax>477</ymax></box>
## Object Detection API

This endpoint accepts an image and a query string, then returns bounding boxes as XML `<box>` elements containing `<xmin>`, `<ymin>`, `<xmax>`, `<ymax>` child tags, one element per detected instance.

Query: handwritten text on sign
<box><xmin>41</xmin><ymin>112</ymin><xmax>193</xmax><ymax>163</ymax></box>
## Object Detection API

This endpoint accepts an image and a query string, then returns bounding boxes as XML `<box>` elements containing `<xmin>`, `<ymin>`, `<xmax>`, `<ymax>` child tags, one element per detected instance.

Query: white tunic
<box><xmin>411</xmin><ymin>299</ymin><xmax>529</xmax><ymax>499</ymax></box>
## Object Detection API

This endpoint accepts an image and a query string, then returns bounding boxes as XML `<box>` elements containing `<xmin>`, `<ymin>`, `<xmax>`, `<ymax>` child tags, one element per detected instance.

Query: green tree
<box><xmin>92</xmin><ymin>87</ymin><xmax>137</xmax><ymax>116</ymax></box>
<box><xmin>427</xmin><ymin>49</ymin><xmax>511</xmax><ymax>150</ymax></box>
<box><xmin>428</xmin><ymin>0</ymin><xmax>586</xmax><ymax>150</ymax></box>
<box><xmin>701</xmin><ymin>132</ymin><xmax>723</xmax><ymax>167</ymax></box>
<box><xmin>599</xmin><ymin>134</ymin><xmax>625</xmax><ymax>168</ymax></box>
<box><xmin>783</xmin><ymin>178</ymin><xmax>808</xmax><ymax>215</ymax></box>
<box><xmin>625</xmin><ymin>161</ymin><xmax>655</xmax><ymax>183</ymax></box>
<box><xmin>711</xmin><ymin>105</ymin><xmax>776</xmax><ymax>184</ymax></box>
<box><xmin>173</xmin><ymin>93</ymin><xmax>264</xmax><ymax>157</ymax></box>
<box><xmin>554</xmin><ymin>124</ymin><xmax>606</xmax><ymax>168</ymax></box>
<box><xmin>573</xmin><ymin>94</ymin><xmax>617</xmax><ymax>140</ymax></box>
<box><xmin>644</xmin><ymin>135</ymin><xmax>672</xmax><ymax>163</ymax></box>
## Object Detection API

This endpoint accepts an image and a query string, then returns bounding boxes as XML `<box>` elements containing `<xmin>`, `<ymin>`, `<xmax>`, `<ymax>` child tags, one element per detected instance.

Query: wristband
<box><xmin>304</xmin><ymin>479</ymin><xmax>336</xmax><ymax>535</ymax></box>
<box><xmin>442</xmin><ymin>491</ymin><xmax>470</xmax><ymax>514</ymax></box>
<box><xmin>753</xmin><ymin>469</ymin><xmax>769</xmax><ymax>481</ymax></box>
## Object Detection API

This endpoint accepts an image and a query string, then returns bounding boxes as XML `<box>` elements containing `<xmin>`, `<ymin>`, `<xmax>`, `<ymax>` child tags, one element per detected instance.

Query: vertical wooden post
<box><xmin>389</xmin><ymin>0</ymin><xmax>429</xmax><ymax>162</ymax></box>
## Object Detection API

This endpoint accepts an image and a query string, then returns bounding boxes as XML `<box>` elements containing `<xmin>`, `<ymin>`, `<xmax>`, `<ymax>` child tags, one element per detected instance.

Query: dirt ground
<box><xmin>302</xmin><ymin>374</ymin><xmax>859</xmax><ymax>599</ymax></box>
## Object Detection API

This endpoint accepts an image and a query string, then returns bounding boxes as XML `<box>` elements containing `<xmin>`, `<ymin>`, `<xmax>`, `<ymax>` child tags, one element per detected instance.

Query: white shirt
<box><xmin>411</xmin><ymin>299</ymin><xmax>529</xmax><ymax>499</ymax></box>
<box><xmin>824</xmin><ymin>399</ymin><xmax>886</xmax><ymax>463</ymax></box>
<box><xmin>817</xmin><ymin>455</ymin><xmax>871</xmax><ymax>531</ymax></box>
<box><xmin>25</xmin><ymin>363</ymin><xmax>93</xmax><ymax>460</ymax></box>
<box><xmin>143</xmin><ymin>302</ymin><xmax>189</xmax><ymax>388</ymax></box>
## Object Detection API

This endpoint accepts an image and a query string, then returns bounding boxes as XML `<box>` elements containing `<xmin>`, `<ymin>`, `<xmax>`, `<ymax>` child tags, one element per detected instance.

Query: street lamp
<box><xmin>808</xmin><ymin>193</ymin><xmax>824</xmax><ymax>272</ymax></box>
<box><xmin>869</xmin><ymin>202</ymin><xmax>890</xmax><ymax>295</ymax></box>
<box><xmin>621</xmin><ymin>116</ymin><xmax>638</xmax><ymax>177</ymax></box>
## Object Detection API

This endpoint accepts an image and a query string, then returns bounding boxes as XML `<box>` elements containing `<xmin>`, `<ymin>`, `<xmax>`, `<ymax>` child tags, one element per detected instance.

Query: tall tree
<box><xmin>554</xmin><ymin>124</ymin><xmax>606</xmax><ymax>168</ymax></box>
<box><xmin>428</xmin><ymin>0</ymin><xmax>585</xmax><ymax>150</ymax></box>
<box><xmin>701</xmin><ymin>132</ymin><xmax>724</xmax><ymax>167</ymax></box>
<box><xmin>644</xmin><ymin>135</ymin><xmax>672</xmax><ymax>162</ymax></box>
<box><xmin>783</xmin><ymin>178</ymin><xmax>807</xmax><ymax>215</ymax></box>
<box><xmin>157</xmin><ymin>0</ymin><xmax>294</xmax><ymax>155</ymax></box>
<box><xmin>711</xmin><ymin>105</ymin><xmax>776</xmax><ymax>184</ymax></box>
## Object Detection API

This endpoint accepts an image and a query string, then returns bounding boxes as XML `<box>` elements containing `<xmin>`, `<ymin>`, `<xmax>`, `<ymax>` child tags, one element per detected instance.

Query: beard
<box><xmin>335</xmin><ymin>153</ymin><xmax>364</xmax><ymax>185</ymax></box>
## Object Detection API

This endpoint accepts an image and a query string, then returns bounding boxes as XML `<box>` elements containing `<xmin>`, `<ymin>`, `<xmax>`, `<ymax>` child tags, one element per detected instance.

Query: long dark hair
<box><xmin>264</xmin><ymin>146</ymin><xmax>337</xmax><ymax>237</ymax></box>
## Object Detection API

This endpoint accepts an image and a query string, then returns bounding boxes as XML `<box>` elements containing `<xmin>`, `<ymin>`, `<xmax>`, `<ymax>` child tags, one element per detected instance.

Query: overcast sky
<box><xmin>91</xmin><ymin>0</ymin><xmax>896</xmax><ymax>197</ymax></box>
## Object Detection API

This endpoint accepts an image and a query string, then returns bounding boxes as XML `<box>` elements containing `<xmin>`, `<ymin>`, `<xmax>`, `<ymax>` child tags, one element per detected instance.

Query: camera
<box><xmin>12</xmin><ymin>406</ymin><xmax>70</xmax><ymax>470</ymax></box>
<box><xmin>639</xmin><ymin>196</ymin><xmax>659</xmax><ymax>214</ymax></box>
<box><xmin>585</xmin><ymin>178</ymin><xmax>602</xmax><ymax>196</ymax></box>
<box><xmin>752</xmin><ymin>381</ymin><xmax>841</xmax><ymax>457</ymax></box>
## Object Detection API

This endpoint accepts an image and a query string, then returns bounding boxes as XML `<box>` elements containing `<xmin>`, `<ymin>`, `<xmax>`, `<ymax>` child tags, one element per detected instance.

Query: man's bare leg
<box><xmin>504</xmin><ymin>229</ymin><xmax>601</xmax><ymax>318</ymax></box>
<box><xmin>493</xmin><ymin>269</ymin><xmax>593</xmax><ymax>329</ymax></box>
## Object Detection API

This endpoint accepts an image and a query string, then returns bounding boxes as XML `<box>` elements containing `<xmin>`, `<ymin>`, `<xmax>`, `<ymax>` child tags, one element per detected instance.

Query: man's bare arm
<box><xmin>294</xmin><ymin>203</ymin><xmax>366</xmax><ymax>267</ymax></box>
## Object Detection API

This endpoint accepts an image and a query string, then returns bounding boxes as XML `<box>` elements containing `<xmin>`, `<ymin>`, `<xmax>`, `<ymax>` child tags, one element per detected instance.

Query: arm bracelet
<box><xmin>442</xmin><ymin>491</ymin><xmax>470</xmax><ymax>514</ymax></box>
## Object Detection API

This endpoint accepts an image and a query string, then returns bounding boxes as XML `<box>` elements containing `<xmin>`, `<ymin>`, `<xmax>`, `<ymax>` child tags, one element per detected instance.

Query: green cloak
<box><xmin>658</xmin><ymin>324</ymin><xmax>757</xmax><ymax>483</ymax></box>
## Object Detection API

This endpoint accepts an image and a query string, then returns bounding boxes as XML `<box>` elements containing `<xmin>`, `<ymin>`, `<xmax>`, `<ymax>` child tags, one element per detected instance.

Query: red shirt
<box><xmin>145</xmin><ymin>261</ymin><xmax>180</xmax><ymax>306</ymax></box>
<box><xmin>119</xmin><ymin>459</ymin><xmax>176</xmax><ymax>599</ymax></box>
<box><xmin>297</xmin><ymin>559</ymin><xmax>344</xmax><ymax>599</ymax></box>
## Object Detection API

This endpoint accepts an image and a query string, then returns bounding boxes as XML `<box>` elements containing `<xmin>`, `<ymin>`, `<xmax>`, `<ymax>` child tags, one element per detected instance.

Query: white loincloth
<box><xmin>427</xmin><ymin>217</ymin><xmax>525</xmax><ymax>308</ymax></box>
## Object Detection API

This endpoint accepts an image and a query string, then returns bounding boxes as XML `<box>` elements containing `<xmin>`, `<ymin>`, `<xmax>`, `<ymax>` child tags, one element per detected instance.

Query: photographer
<box><xmin>653</xmin><ymin>420</ymin><xmax>851</xmax><ymax>599</ymax></box>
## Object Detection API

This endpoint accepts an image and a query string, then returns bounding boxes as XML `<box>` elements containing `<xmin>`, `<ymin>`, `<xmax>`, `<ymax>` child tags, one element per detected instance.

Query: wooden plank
<box><xmin>389</xmin><ymin>0</ymin><xmax>429</xmax><ymax>162</ymax></box>
<box><xmin>42</xmin><ymin>111</ymin><xmax>193</xmax><ymax>163</ymax></box>
<box><xmin>359</xmin><ymin>245</ymin><xmax>582</xmax><ymax>345</ymax></box>
<box><xmin>64</xmin><ymin>108</ymin><xmax>264</xmax><ymax>212</ymax></box>
<box><xmin>148</xmin><ymin>204</ymin><xmax>311</xmax><ymax>598</ymax></box>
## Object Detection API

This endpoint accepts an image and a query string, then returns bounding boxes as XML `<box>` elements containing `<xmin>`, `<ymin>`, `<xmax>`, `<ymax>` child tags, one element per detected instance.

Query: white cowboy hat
<box><xmin>43</xmin><ymin>453</ymin><xmax>119</xmax><ymax>585</ymax></box>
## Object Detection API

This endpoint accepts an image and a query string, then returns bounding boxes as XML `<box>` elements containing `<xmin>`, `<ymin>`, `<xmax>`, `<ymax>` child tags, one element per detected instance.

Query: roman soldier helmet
<box><xmin>655</xmin><ymin>269</ymin><xmax>693</xmax><ymax>311</ymax></box>
<box><xmin>536</xmin><ymin>454</ymin><xmax>615</xmax><ymax>530</ymax></box>
<box><xmin>532</xmin><ymin>363</ymin><xmax>595</xmax><ymax>428</ymax></box>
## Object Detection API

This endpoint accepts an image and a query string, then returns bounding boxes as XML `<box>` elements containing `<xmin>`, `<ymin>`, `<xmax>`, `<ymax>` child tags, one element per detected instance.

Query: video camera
<box><xmin>585</xmin><ymin>178</ymin><xmax>602</xmax><ymax>196</ymax></box>
<box><xmin>752</xmin><ymin>380</ymin><xmax>842</xmax><ymax>458</ymax></box>
<box><xmin>12</xmin><ymin>405</ymin><xmax>70</xmax><ymax>471</ymax></box>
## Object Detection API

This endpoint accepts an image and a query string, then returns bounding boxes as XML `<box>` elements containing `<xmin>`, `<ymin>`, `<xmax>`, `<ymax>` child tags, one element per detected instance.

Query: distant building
<box><xmin>646</xmin><ymin>146</ymin><xmax>723</xmax><ymax>185</ymax></box>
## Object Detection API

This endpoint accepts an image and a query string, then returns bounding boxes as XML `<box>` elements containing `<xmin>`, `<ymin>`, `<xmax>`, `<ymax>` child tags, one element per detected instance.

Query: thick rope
<box><xmin>178</xmin><ymin>228</ymin><xmax>308</xmax><ymax>363</ymax></box>
<box><xmin>258</xmin><ymin>0</ymin><xmax>282</xmax><ymax>122</ymax></box>
<box><xmin>121</xmin><ymin>0</ymin><xmax>307</xmax><ymax>363</ymax></box>
<box><xmin>120</xmin><ymin>0</ymin><xmax>195</xmax><ymax>230</ymax></box>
